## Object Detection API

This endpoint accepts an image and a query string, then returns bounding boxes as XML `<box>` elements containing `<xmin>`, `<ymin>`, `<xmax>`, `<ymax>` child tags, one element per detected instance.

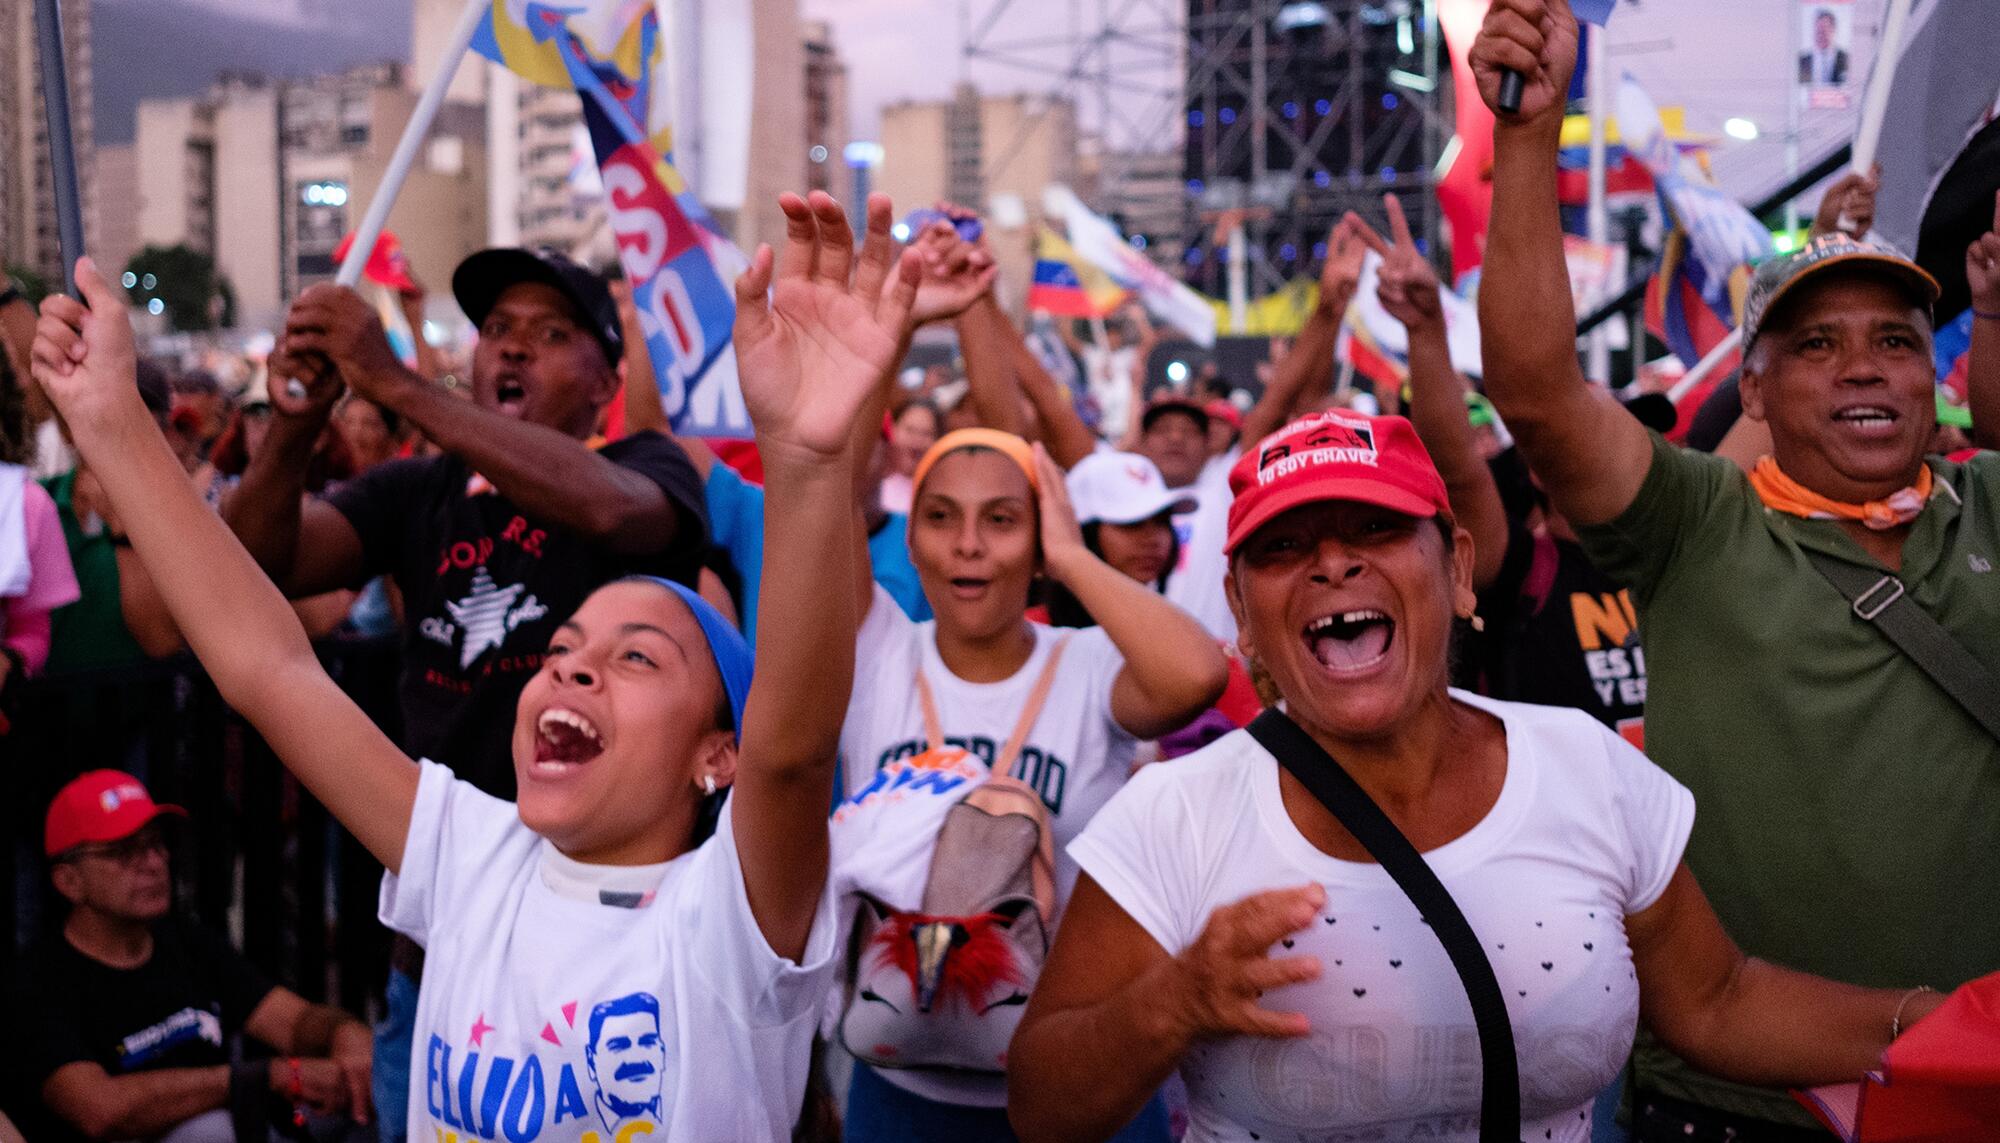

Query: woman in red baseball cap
<box><xmin>1009</xmin><ymin>409</ymin><xmax>1946</xmax><ymax>1142</ymax></box>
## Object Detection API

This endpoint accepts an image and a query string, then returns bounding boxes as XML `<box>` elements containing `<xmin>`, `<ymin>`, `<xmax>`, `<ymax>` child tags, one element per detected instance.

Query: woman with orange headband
<box><xmin>834</xmin><ymin>427</ymin><xmax>1228</xmax><ymax>1140</ymax></box>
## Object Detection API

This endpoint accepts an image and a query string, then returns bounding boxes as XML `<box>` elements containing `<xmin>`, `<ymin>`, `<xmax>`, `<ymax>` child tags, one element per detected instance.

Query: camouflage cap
<box><xmin>1741</xmin><ymin>233</ymin><xmax>1940</xmax><ymax>352</ymax></box>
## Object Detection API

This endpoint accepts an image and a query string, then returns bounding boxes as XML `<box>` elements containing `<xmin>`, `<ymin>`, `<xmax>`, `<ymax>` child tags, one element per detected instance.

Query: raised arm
<box><xmin>1359</xmin><ymin>199</ymin><xmax>1510</xmax><ymax>588</ymax></box>
<box><xmin>1965</xmin><ymin>193</ymin><xmax>2000</xmax><ymax>451</ymax></box>
<box><xmin>220</xmin><ymin>372</ymin><xmax>370</xmax><ymax>597</ymax></box>
<box><xmin>730</xmin><ymin>191</ymin><xmax>922</xmax><ymax>960</ymax></box>
<box><xmin>1470</xmin><ymin>0</ymin><xmax>1653</xmax><ymax>527</ymax></box>
<box><xmin>274</xmin><ymin>286</ymin><xmax>682</xmax><ymax>556</ymax></box>
<box><xmin>31</xmin><ymin>259</ymin><xmax>418</xmax><ymax>872</ymax></box>
<box><xmin>1239</xmin><ymin>216</ymin><xmax>1365</xmax><ymax>446</ymax></box>
<box><xmin>610</xmin><ymin>278</ymin><xmax>670</xmax><ymax>437</ymax></box>
<box><xmin>1033</xmin><ymin>447</ymin><xmax>1228</xmax><ymax>737</ymax></box>
<box><xmin>1006</xmin><ymin>310</ymin><xmax>1099</xmax><ymax>467</ymax></box>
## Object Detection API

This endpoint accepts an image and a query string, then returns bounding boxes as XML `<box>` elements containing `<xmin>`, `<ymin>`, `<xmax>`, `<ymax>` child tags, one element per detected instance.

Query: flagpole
<box><xmin>1584</xmin><ymin>23</ymin><xmax>1610</xmax><ymax>385</ymax></box>
<box><xmin>337</xmin><ymin>0</ymin><xmax>490</xmax><ymax>287</ymax></box>
<box><xmin>1836</xmin><ymin>0</ymin><xmax>1912</xmax><ymax>233</ymax></box>
<box><xmin>34</xmin><ymin>0</ymin><xmax>86</xmax><ymax>296</ymax></box>
<box><xmin>1666</xmin><ymin>326</ymin><xmax>1741</xmax><ymax>404</ymax></box>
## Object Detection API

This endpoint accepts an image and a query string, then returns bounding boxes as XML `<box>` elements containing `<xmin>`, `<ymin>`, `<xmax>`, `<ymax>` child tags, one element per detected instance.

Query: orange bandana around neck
<box><xmin>1749</xmin><ymin>457</ymin><xmax>1933</xmax><ymax>531</ymax></box>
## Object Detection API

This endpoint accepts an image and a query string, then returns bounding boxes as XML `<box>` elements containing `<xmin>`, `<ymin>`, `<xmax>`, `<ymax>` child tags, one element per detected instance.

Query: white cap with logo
<box><xmin>1065</xmin><ymin>451</ymin><xmax>1200</xmax><ymax>526</ymax></box>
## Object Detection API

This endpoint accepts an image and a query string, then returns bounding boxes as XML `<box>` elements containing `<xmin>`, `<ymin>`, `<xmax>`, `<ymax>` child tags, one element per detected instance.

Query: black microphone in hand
<box><xmin>1498</xmin><ymin>69</ymin><xmax>1526</xmax><ymax>114</ymax></box>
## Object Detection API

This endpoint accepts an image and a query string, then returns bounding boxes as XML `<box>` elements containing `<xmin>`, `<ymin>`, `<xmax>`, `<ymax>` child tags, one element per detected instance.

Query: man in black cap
<box><xmin>222</xmin><ymin>250</ymin><xmax>707</xmax><ymax>1143</ymax></box>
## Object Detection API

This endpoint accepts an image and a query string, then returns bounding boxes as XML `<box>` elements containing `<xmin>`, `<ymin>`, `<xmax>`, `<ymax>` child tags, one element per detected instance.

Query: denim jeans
<box><xmin>371</xmin><ymin>967</ymin><xmax>419</xmax><ymax>1143</ymax></box>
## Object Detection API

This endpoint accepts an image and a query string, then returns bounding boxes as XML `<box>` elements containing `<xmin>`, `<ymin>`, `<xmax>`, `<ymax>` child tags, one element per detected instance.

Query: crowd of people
<box><xmin>3</xmin><ymin>1</ymin><xmax>1996</xmax><ymax>1140</ymax></box>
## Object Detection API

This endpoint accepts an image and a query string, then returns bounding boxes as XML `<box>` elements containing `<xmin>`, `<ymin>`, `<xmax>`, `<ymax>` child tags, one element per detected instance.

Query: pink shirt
<box><xmin>3</xmin><ymin>478</ymin><xmax>81</xmax><ymax>674</ymax></box>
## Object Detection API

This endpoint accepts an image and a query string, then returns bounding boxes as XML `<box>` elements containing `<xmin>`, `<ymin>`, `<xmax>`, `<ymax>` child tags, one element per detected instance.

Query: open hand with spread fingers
<box><xmin>732</xmin><ymin>190</ymin><xmax>922</xmax><ymax>465</ymax></box>
<box><xmin>1356</xmin><ymin>195</ymin><xmax>1445</xmax><ymax>332</ymax></box>
<box><xmin>28</xmin><ymin>257</ymin><xmax>146</xmax><ymax>435</ymax></box>
<box><xmin>1168</xmin><ymin>884</ymin><xmax>1327</xmax><ymax>1042</ymax></box>
<box><xmin>1469</xmin><ymin>0</ymin><xmax>1579</xmax><ymax>127</ymax></box>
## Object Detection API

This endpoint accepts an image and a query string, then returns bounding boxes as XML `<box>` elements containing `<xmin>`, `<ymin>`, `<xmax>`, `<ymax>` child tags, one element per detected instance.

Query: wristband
<box><xmin>1974</xmin><ymin>310</ymin><xmax>2000</xmax><ymax>322</ymax></box>
<box><xmin>1891</xmin><ymin>985</ymin><xmax>1936</xmax><ymax>1039</ymax></box>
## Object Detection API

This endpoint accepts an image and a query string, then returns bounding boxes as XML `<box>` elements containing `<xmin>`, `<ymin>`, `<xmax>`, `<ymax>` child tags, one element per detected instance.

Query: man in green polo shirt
<box><xmin>1470</xmin><ymin>1</ymin><xmax>2000</xmax><ymax>1135</ymax></box>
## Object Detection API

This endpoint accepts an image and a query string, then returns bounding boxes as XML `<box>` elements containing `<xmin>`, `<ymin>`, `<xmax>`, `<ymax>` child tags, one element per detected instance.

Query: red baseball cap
<box><xmin>1204</xmin><ymin>399</ymin><xmax>1244</xmax><ymax>433</ymax></box>
<box><xmin>1224</xmin><ymin>411</ymin><xmax>1453</xmax><ymax>555</ymax></box>
<box><xmin>45</xmin><ymin>771</ymin><xmax>186</xmax><ymax>857</ymax></box>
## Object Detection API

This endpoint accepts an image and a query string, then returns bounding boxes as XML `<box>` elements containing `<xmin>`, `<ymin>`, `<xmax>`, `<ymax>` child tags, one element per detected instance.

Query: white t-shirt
<box><xmin>1070</xmin><ymin>693</ymin><xmax>1694</xmax><ymax>1142</ymax></box>
<box><xmin>381</xmin><ymin>761</ymin><xmax>837</xmax><ymax>1143</ymax></box>
<box><xmin>837</xmin><ymin>586</ymin><xmax>1139</xmax><ymax>1106</ymax></box>
<box><xmin>1164</xmin><ymin>463</ymin><xmax>1237</xmax><ymax>643</ymax></box>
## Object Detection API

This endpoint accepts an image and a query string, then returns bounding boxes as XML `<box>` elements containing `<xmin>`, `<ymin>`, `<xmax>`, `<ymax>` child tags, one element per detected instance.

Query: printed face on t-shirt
<box><xmin>471</xmin><ymin>282</ymin><xmax>615</xmax><ymax>437</ymax></box>
<box><xmin>909</xmin><ymin>450</ymin><xmax>1040</xmax><ymax>640</ymax></box>
<box><xmin>583</xmin><ymin>996</ymin><xmax>668</xmax><ymax>1125</ymax></box>
<box><xmin>511</xmin><ymin>580</ymin><xmax>730</xmax><ymax>863</ymax></box>
<box><xmin>1230</xmin><ymin>502</ymin><xmax>1468</xmax><ymax>739</ymax></box>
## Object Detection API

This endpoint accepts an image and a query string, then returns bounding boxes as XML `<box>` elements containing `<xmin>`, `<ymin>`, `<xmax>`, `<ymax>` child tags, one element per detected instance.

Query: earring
<box><xmin>702</xmin><ymin>775</ymin><xmax>717</xmax><ymax>796</ymax></box>
<box><xmin>1469</xmin><ymin>613</ymin><xmax>1486</xmax><ymax>633</ymax></box>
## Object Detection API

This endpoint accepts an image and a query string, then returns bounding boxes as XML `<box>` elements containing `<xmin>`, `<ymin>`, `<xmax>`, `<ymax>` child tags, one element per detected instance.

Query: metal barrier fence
<box><xmin>2</xmin><ymin>638</ymin><xmax>404</xmax><ymax>1020</ymax></box>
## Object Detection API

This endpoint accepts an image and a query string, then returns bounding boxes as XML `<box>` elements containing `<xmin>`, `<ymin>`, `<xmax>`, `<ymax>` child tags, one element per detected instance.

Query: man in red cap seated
<box><xmin>6</xmin><ymin>771</ymin><xmax>372</xmax><ymax>1143</ymax></box>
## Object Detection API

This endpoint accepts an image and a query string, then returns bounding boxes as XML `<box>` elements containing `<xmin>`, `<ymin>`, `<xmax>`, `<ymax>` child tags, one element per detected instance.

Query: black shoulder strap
<box><xmin>1245</xmin><ymin>709</ymin><xmax>1519</xmax><ymax>1140</ymax></box>
<box><xmin>1801</xmin><ymin>550</ymin><xmax>2000</xmax><ymax>742</ymax></box>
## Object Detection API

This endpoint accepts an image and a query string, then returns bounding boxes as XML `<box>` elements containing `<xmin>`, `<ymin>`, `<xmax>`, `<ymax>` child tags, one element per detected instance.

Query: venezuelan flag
<box><xmin>1028</xmin><ymin>229</ymin><xmax>1127</xmax><ymax>318</ymax></box>
<box><xmin>471</xmin><ymin>1</ymin><xmax>675</xmax><ymax>160</ymax></box>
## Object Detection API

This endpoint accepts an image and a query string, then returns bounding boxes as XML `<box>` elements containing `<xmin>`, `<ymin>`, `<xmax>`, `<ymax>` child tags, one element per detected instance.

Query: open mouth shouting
<box><xmin>1304</xmin><ymin>609</ymin><xmax>1396</xmax><ymax>674</ymax></box>
<box><xmin>494</xmin><ymin>374</ymin><xmax>530</xmax><ymax>416</ymax></box>
<box><xmin>948</xmin><ymin>576</ymin><xmax>992</xmax><ymax>602</ymax></box>
<box><xmin>534</xmin><ymin>707</ymin><xmax>605</xmax><ymax>775</ymax></box>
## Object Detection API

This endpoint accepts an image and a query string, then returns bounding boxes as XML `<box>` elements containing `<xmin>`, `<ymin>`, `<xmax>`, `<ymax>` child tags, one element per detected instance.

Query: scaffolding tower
<box><xmin>1182</xmin><ymin>0</ymin><xmax>1443</xmax><ymax>296</ymax></box>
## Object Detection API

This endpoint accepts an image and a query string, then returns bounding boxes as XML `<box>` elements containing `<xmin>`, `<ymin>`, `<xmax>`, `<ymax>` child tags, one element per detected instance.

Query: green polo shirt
<box><xmin>41</xmin><ymin>469</ymin><xmax>146</xmax><ymax>675</ymax></box>
<box><xmin>1577</xmin><ymin>433</ymin><xmax>2000</xmax><ymax>1125</ymax></box>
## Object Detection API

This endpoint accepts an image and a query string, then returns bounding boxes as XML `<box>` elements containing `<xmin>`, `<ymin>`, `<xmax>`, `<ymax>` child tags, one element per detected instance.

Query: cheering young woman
<box><xmin>29</xmin><ymin>190</ymin><xmax>921</xmax><ymax>1143</ymax></box>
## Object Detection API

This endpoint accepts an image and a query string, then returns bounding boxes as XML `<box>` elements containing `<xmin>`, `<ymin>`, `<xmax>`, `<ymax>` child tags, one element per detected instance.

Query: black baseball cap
<box><xmin>452</xmin><ymin>247</ymin><xmax>624</xmax><ymax>365</ymax></box>
<box><xmin>1140</xmin><ymin>395</ymin><xmax>1212</xmax><ymax>434</ymax></box>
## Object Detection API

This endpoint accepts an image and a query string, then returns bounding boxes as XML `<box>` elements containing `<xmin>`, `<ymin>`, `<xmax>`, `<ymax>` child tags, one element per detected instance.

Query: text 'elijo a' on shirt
<box><xmin>380</xmin><ymin>761</ymin><xmax>837</xmax><ymax>1143</ymax></box>
<box><xmin>326</xmin><ymin>431</ymin><xmax>707</xmax><ymax>798</ymax></box>
<box><xmin>1070</xmin><ymin>693</ymin><xmax>1693</xmax><ymax>1143</ymax></box>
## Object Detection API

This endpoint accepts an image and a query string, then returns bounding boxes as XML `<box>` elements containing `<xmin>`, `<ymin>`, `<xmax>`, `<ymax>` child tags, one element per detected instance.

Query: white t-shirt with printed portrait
<box><xmin>836</xmin><ymin>585</ymin><xmax>1140</xmax><ymax>1106</ymax></box>
<box><xmin>380</xmin><ymin>760</ymin><xmax>837</xmax><ymax>1143</ymax></box>
<box><xmin>1069</xmin><ymin>692</ymin><xmax>1695</xmax><ymax>1143</ymax></box>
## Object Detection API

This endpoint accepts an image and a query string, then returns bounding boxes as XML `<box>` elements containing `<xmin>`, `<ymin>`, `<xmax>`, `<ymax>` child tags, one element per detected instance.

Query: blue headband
<box><xmin>632</xmin><ymin>577</ymin><xmax>753</xmax><ymax>743</ymax></box>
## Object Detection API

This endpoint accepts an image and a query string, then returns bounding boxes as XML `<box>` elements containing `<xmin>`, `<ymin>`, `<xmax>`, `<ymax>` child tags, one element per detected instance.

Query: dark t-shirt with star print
<box><xmin>327</xmin><ymin>431</ymin><xmax>707</xmax><ymax>798</ymax></box>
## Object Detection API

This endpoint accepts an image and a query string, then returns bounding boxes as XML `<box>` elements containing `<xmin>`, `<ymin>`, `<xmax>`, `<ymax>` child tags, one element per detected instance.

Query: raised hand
<box><xmin>28</xmin><ymin>257</ymin><xmax>146</xmax><ymax>433</ymax></box>
<box><xmin>275</xmin><ymin>285</ymin><xmax>412</xmax><ymax>406</ymax></box>
<box><xmin>732</xmin><ymin>190</ymin><xmax>921</xmax><ymax>464</ymax></box>
<box><xmin>1031</xmin><ymin>443</ymin><xmax>1092</xmax><ymax>584</ymax></box>
<box><xmin>1967</xmin><ymin>191</ymin><xmax>2000</xmax><ymax>315</ymax></box>
<box><xmin>1168</xmin><ymin>885</ymin><xmax>1325</xmax><ymax>1041</ymax></box>
<box><xmin>1812</xmin><ymin>166</ymin><xmax>1880</xmax><ymax>241</ymax></box>
<box><xmin>1318</xmin><ymin>213</ymin><xmax>1370</xmax><ymax>318</ymax></box>
<box><xmin>1469</xmin><ymin>0</ymin><xmax>1579</xmax><ymax>127</ymax></box>
<box><xmin>1357</xmin><ymin>195</ymin><xmax>1445</xmax><ymax>331</ymax></box>
<box><xmin>911</xmin><ymin>218</ymin><xmax>1000</xmax><ymax>325</ymax></box>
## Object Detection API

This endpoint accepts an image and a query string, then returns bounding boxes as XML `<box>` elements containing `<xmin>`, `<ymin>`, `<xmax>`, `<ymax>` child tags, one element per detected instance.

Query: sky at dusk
<box><xmin>103</xmin><ymin>0</ymin><xmax>1879</xmax><ymax>204</ymax></box>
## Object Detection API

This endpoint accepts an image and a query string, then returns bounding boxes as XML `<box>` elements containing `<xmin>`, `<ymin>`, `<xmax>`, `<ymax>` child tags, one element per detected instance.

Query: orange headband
<box><xmin>911</xmin><ymin>428</ymin><xmax>1040</xmax><ymax>497</ymax></box>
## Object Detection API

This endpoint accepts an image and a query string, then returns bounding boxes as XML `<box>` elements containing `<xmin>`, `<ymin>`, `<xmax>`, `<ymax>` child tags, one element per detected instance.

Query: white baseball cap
<box><xmin>1066</xmin><ymin>451</ymin><xmax>1199</xmax><ymax>526</ymax></box>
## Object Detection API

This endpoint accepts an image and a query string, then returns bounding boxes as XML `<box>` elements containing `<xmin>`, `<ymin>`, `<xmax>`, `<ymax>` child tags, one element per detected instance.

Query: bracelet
<box><xmin>285</xmin><ymin>1057</ymin><xmax>308</xmax><ymax>1128</ymax></box>
<box><xmin>1891</xmin><ymin>985</ymin><xmax>1936</xmax><ymax>1039</ymax></box>
<box><xmin>1975</xmin><ymin>310</ymin><xmax>2000</xmax><ymax>322</ymax></box>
